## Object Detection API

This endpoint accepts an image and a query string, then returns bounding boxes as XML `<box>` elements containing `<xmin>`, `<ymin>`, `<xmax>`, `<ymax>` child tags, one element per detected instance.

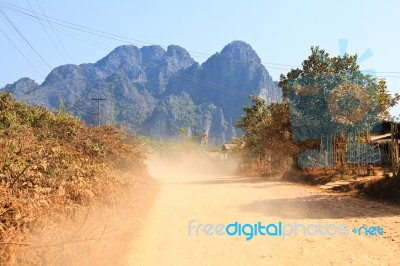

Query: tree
<box><xmin>58</xmin><ymin>96</ymin><xmax>65</xmax><ymax>113</ymax></box>
<box><xmin>281</xmin><ymin>47</ymin><xmax>400</xmax><ymax>168</ymax></box>
<box><xmin>236</xmin><ymin>96</ymin><xmax>268</xmax><ymax>157</ymax></box>
<box><xmin>236</xmin><ymin>97</ymin><xmax>296</xmax><ymax>171</ymax></box>
<box><xmin>237</xmin><ymin>46</ymin><xmax>399</xmax><ymax>172</ymax></box>
<box><xmin>377</xmin><ymin>79</ymin><xmax>400</xmax><ymax>120</ymax></box>
<box><xmin>280</xmin><ymin>47</ymin><xmax>385</xmax><ymax>141</ymax></box>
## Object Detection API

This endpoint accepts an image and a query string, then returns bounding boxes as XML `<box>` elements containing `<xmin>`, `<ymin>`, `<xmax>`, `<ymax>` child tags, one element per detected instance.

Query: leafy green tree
<box><xmin>58</xmin><ymin>96</ymin><xmax>65</xmax><ymax>113</ymax></box>
<box><xmin>377</xmin><ymin>79</ymin><xmax>400</xmax><ymax>120</ymax></box>
<box><xmin>236</xmin><ymin>97</ymin><xmax>296</xmax><ymax>170</ymax></box>
<box><xmin>237</xmin><ymin>46</ymin><xmax>399</xmax><ymax>172</ymax></box>
<box><xmin>280</xmin><ymin>46</ymin><xmax>384</xmax><ymax>142</ymax></box>
<box><xmin>236</xmin><ymin>96</ymin><xmax>268</xmax><ymax>156</ymax></box>
<box><xmin>281</xmin><ymin>47</ymin><xmax>398</xmax><ymax>168</ymax></box>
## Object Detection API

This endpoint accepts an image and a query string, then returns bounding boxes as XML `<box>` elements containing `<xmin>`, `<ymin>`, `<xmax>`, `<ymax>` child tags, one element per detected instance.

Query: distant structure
<box><xmin>221</xmin><ymin>143</ymin><xmax>238</xmax><ymax>160</ymax></box>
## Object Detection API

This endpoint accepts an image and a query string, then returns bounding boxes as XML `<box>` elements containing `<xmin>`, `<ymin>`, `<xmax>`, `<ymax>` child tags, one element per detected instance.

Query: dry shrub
<box><xmin>0</xmin><ymin>93</ymin><xmax>149</xmax><ymax>265</ymax></box>
<box><xmin>352</xmin><ymin>176</ymin><xmax>400</xmax><ymax>204</ymax></box>
<box><xmin>282</xmin><ymin>167</ymin><xmax>345</xmax><ymax>185</ymax></box>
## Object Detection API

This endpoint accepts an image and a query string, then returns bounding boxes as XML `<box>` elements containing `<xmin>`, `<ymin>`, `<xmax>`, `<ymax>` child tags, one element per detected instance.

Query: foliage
<box><xmin>236</xmin><ymin>97</ymin><xmax>296</xmax><ymax>171</ymax></box>
<box><xmin>280</xmin><ymin>47</ymin><xmax>398</xmax><ymax>131</ymax></box>
<box><xmin>0</xmin><ymin>93</ymin><xmax>148</xmax><ymax>264</ymax></box>
<box><xmin>69</xmin><ymin>73</ymin><xmax>157</xmax><ymax>131</ymax></box>
<box><xmin>160</xmin><ymin>93</ymin><xmax>197</xmax><ymax>134</ymax></box>
<box><xmin>236</xmin><ymin>96</ymin><xmax>268</xmax><ymax>156</ymax></box>
<box><xmin>280</xmin><ymin>47</ymin><xmax>383</xmax><ymax>140</ymax></box>
<box><xmin>377</xmin><ymin>79</ymin><xmax>400</xmax><ymax>120</ymax></box>
<box><xmin>237</xmin><ymin>46</ymin><xmax>399</xmax><ymax>173</ymax></box>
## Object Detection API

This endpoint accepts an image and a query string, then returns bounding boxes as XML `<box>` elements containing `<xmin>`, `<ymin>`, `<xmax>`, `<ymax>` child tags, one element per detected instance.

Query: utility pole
<box><xmin>91</xmin><ymin>98</ymin><xmax>106</xmax><ymax>126</ymax></box>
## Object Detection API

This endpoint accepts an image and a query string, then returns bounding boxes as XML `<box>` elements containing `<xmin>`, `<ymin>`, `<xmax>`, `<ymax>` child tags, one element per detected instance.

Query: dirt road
<box><xmin>126</xmin><ymin>164</ymin><xmax>400</xmax><ymax>265</ymax></box>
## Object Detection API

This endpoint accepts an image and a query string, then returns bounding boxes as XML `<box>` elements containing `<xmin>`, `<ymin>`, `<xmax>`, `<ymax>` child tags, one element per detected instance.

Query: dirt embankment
<box><xmin>282</xmin><ymin>167</ymin><xmax>400</xmax><ymax>204</ymax></box>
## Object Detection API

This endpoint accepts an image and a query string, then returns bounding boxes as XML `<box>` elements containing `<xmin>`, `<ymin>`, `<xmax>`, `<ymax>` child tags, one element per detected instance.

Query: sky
<box><xmin>1</xmin><ymin>0</ymin><xmax>400</xmax><ymax>113</ymax></box>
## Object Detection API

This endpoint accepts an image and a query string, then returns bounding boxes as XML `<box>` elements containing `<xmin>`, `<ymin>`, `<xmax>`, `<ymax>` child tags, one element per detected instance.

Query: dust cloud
<box><xmin>12</xmin><ymin>171</ymin><xmax>157</xmax><ymax>266</ymax></box>
<box><xmin>146</xmin><ymin>150</ymin><xmax>237</xmax><ymax>178</ymax></box>
<box><xmin>12</xmin><ymin>148</ymin><xmax>234</xmax><ymax>265</ymax></box>
<box><xmin>128</xmin><ymin>152</ymin><xmax>400</xmax><ymax>265</ymax></box>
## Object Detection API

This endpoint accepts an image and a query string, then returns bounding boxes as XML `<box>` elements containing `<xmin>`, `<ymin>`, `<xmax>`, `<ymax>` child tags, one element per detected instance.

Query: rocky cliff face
<box><xmin>165</xmin><ymin>41</ymin><xmax>280</xmax><ymax>123</ymax></box>
<box><xmin>2</xmin><ymin>41</ymin><xmax>281</xmax><ymax>145</ymax></box>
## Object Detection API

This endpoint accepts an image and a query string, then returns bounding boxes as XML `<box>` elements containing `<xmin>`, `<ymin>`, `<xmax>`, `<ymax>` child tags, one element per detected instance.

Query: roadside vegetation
<box><xmin>235</xmin><ymin>46</ymin><xmax>400</xmax><ymax>203</ymax></box>
<box><xmin>0</xmin><ymin>93</ymin><xmax>149</xmax><ymax>265</ymax></box>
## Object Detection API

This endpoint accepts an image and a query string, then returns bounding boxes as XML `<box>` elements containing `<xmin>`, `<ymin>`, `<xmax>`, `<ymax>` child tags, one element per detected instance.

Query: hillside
<box><xmin>1</xmin><ymin>41</ymin><xmax>281</xmax><ymax>145</ymax></box>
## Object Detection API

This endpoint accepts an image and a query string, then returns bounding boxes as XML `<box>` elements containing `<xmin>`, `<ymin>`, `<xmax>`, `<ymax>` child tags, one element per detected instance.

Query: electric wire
<box><xmin>0</xmin><ymin>26</ymin><xmax>44</xmax><ymax>77</ymax></box>
<box><xmin>24</xmin><ymin>0</ymin><xmax>68</xmax><ymax>63</ymax></box>
<box><xmin>1</xmin><ymin>1</ymin><xmax>399</xmax><ymax>78</ymax></box>
<box><xmin>34</xmin><ymin>0</ymin><xmax>74</xmax><ymax>62</ymax></box>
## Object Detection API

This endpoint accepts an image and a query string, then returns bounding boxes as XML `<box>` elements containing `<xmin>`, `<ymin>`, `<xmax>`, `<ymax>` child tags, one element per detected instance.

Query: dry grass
<box><xmin>352</xmin><ymin>176</ymin><xmax>400</xmax><ymax>204</ymax></box>
<box><xmin>282</xmin><ymin>168</ymin><xmax>341</xmax><ymax>185</ymax></box>
<box><xmin>282</xmin><ymin>166</ymin><xmax>400</xmax><ymax>204</ymax></box>
<box><xmin>0</xmin><ymin>93</ymin><xmax>149</xmax><ymax>265</ymax></box>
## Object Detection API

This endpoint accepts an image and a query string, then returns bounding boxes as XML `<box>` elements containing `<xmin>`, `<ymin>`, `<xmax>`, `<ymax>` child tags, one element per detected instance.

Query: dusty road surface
<box><xmin>126</xmin><ymin>158</ymin><xmax>400</xmax><ymax>266</ymax></box>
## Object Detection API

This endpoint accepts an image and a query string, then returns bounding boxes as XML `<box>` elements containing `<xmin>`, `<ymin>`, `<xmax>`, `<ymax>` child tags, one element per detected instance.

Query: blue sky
<box><xmin>1</xmin><ymin>0</ymin><xmax>400</xmax><ymax>113</ymax></box>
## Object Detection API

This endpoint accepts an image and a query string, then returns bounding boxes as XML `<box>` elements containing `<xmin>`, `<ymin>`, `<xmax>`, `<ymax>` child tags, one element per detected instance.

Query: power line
<box><xmin>0</xmin><ymin>6</ymin><xmax>64</xmax><ymax>81</ymax></box>
<box><xmin>1</xmin><ymin>0</ymin><xmax>400</xmax><ymax>79</ymax></box>
<box><xmin>0</xmin><ymin>0</ymin><xmax>211</xmax><ymax>57</ymax></box>
<box><xmin>0</xmin><ymin>1</ymin><xmax>306</xmax><ymax>66</ymax></box>
<box><xmin>0</xmin><ymin>6</ymin><xmax>52</xmax><ymax>70</ymax></box>
<box><xmin>0</xmin><ymin>1</ymin><xmax>158</xmax><ymax>47</ymax></box>
<box><xmin>0</xmin><ymin>11</ymin><xmax>44</xmax><ymax>73</ymax></box>
<box><xmin>7</xmin><ymin>8</ymin><xmax>113</xmax><ymax>51</ymax></box>
<box><xmin>24</xmin><ymin>0</ymin><xmax>68</xmax><ymax>63</ymax></box>
<box><xmin>0</xmin><ymin>26</ymin><xmax>44</xmax><ymax>77</ymax></box>
<box><xmin>1</xmin><ymin>0</ymin><xmax>399</xmax><ymax>97</ymax></box>
<box><xmin>175</xmin><ymin>73</ymin><xmax>249</xmax><ymax>98</ymax></box>
<box><xmin>34</xmin><ymin>0</ymin><xmax>74</xmax><ymax>62</ymax></box>
<box><xmin>2</xmin><ymin>1</ymin><xmax>398</xmax><ymax>124</ymax></box>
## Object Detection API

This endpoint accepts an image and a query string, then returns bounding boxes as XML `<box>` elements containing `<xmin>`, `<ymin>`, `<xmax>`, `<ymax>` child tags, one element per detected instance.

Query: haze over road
<box><xmin>127</xmin><ymin>157</ymin><xmax>400</xmax><ymax>266</ymax></box>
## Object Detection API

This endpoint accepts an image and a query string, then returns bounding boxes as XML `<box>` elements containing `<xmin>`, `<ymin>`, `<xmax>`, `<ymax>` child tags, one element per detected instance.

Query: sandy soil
<box><xmin>126</xmin><ymin>159</ymin><xmax>400</xmax><ymax>266</ymax></box>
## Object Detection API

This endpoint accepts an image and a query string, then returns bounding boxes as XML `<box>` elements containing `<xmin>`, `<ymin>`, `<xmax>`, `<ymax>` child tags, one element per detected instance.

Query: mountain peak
<box><xmin>140</xmin><ymin>45</ymin><xmax>166</xmax><ymax>63</ymax></box>
<box><xmin>164</xmin><ymin>45</ymin><xmax>195</xmax><ymax>74</ymax></box>
<box><xmin>220</xmin><ymin>41</ymin><xmax>261</xmax><ymax>63</ymax></box>
<box><xmin>2</xmin><ymin>78</ymin><xmax>39</xmax><ymax>98</ymax></box>
<box><xmin>166</xmin><ymin>45</ymin><xmax>192</xmax><ymax>60</ymax></box>
<box><xmin>95</xmin><ymin>45</ymin><xmax>142</xmax><ymax>71</ymax></box>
